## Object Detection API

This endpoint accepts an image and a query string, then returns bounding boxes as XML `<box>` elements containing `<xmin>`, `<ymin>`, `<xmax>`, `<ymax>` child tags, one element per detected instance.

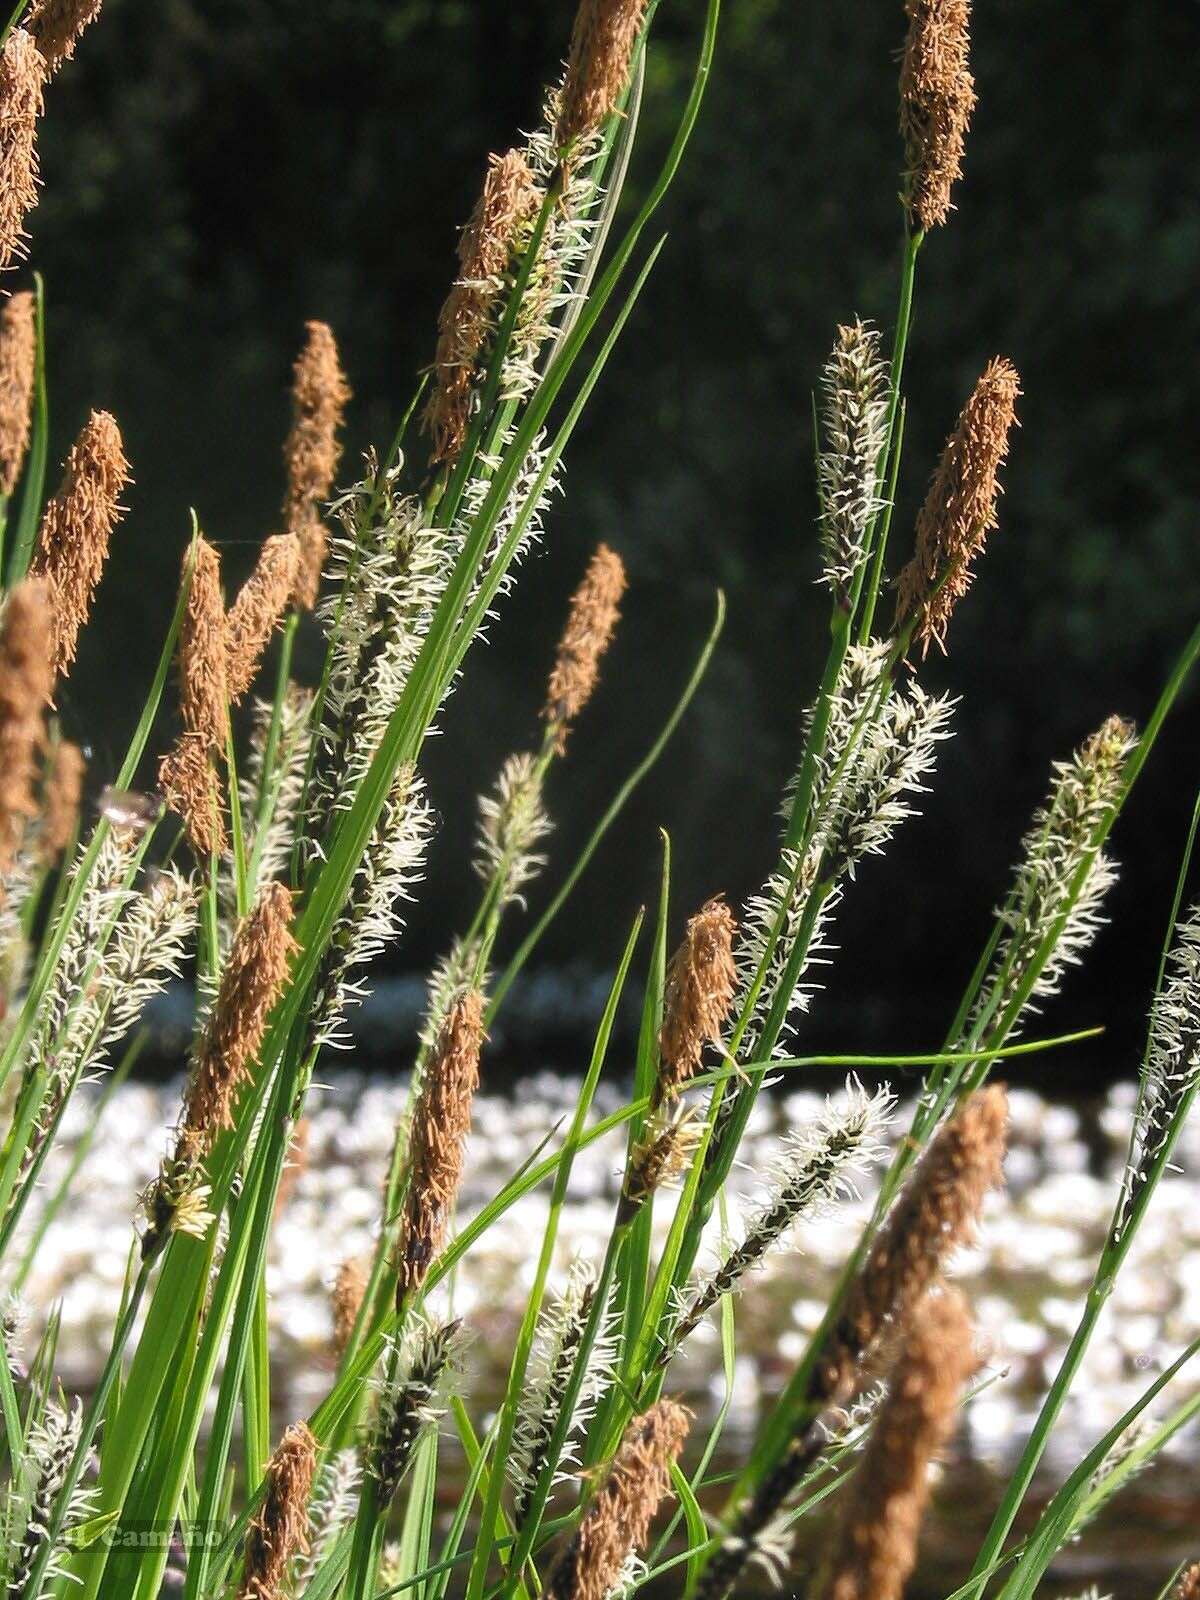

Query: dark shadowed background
<box><xmin>26</xmin><ymin>0</ymin><xmax>1200</xmax><ymax>1084</ymax></box>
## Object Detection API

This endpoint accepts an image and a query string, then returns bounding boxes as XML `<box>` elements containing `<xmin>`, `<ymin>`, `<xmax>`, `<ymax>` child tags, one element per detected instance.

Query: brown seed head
<box><xmin>899</xmin><ymin>0</ymin><xmax>976</xmax><ymax>232</ymax></box>
<box><xmin>545</xmin><ymin>1399</ymin><xmax>689</xmax><ymax>1600</ymax></box>
<box><xmin>178</xmin><ymin>538</ymin><xmax>228</xmax><ymax>750</ymax></box>
<box><xmin>226</xmin><ymin>532</ymin><xmax>301</xmax><ymax>703</ymax></box>
<box><xmin>658</xmin><ymin>896</ymin><xmax>737</xmax><ymax>1101</ymax></box>
<box><xmin>180</xmin><ymin>880</ymin><xmax>297</xmax><ymax>1152</ymax></box>
<box><xmin>0</xmin><ymin>289</ymin><xmax>36</xmax><ymax>494</ymax></box>
<box><xmin>1174</xmin><ymin>1564</ymin><xmax>1200</xmax><ymax>1600</ymax></box>
<box><xmin>30</xmin><ymin>409</ymin><xmax>131</xmax><ymax>675</ymax></box>
<box><xmin>26</xmin><ymin>0</ymin><xmax>104</xmax><ymax>74</ymax></box>
<box><xmin>543</xmin><ymin>543</ymin><xmax>626</xmax><ymax>751</ymax></box>
<box><xmin>332</xmin><ymin>1255</ymin><xmax>368</xmax><ymax>1357</ymax></box>
<box><xmin>283</xmin><ymin>320</ymin><xmax>350</xmax><ymax>609</ymax></box>
<box><xmin>0</xmin><ymin>31</ymin><xmax>44</xmax><ymax>274</ymax></box>
<box><xmin>237</xmin><ymin>1420</ymin><xmax>317</xmax><ymax>1600</ymax></box>
<box><xmin>159</xmin><ymin>733</ymin><xmax>226</xmax><ymax>860</ymax></box>
<box><xmin>423</xmin><ymin>148</ymin><xmax>540</xmax><ymax>465</ymax></box>
<box><xmin>39</xmin><ymin>738</ymin><xmax>84</xmax><ymax>862</ymax></box>
<box><xmin>814</xmin><ymin>1288</ymin><xmax>975</xmax><ymax>1600</ymax></box>
<box><xmin>813</xmin><ymin>1085</ymin><xmax>1006</xmax><ymax>1409</ymax></box>
<box><xmin>894</xmin><ymin>359</ymin><xmax>1019</xmax><ymax>657</ymax></box>
<box><xmin>556</xmin><ymin>0</ymin><xmax>650</xmax><ymax>150</ymax></box>
<box><xmin>0</xmin><ymin>578</ymin><xmax>52</xmax><ymax>871</ymax></box>
<box><xmin>396</xmin><ymin>989</ymin><xmax>484</xmax><ymax>1299</ymax></box>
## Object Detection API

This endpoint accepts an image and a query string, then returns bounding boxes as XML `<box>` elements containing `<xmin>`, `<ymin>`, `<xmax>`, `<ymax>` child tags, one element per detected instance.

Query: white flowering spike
<box><xmin>290</xmin><ymin>1448</ymin><xmax>361</xmax><ymax>1590</ymax></box>
<box><xmin>236</xmin><ymin>685</ymin><xmax>313</xmax><ymax>890</ymax></box>
<box><xmin>822</xmin><ymin>682</ymin><xmax>956</xmax><ymax>874</ymax></box>
<box><xmin>1117</xmin><ymin>905</ymin><xmax>1200</xmax><ymax>1239</ymax></box>
<box><xmin>371</xmin><ymin>1317</ymin><xmax>465</xmax><ymax>1506</ymax></box>
<box><xmin>474</xmin><ymin>752</ymin><xmax>552</xmax><ymax>910</ymax></box>
<box><xmin>732</xmin><ymin>846</ymin><xmax>841</xmax><ymax>1060</ymax></box>
<box><xmin>509</xmin><ymin>1256</ymin><xmax>619</xmax><ymax>1525</ymax></box>
<box><xmin>669</xmin><ymin>1081</ymin><xmax>893</xmax><ymax>1353</ymax></box>
<box><xmin>970</xmin><ymin>715</ymin><xmax>1136</xmax><ymax>1040</ymax></box>
<box><xmin>5</xmin><ymin>1399</ymin><xmax>94</xmax><ymax>1599</ymax></box>
<box><xmin>311</xmin><ymin>769</ymin><xmax>434</xmax><ymax>1049</ymax></box>
<box><xmin>817</xmin><ymin>320</ymin><xmax>890</xmax><ymax>599</ymax></box>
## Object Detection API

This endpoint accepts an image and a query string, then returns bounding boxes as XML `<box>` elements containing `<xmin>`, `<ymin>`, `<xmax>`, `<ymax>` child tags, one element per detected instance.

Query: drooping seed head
<box><xmin>658</xmin><ymin>896</ymin><xmax>737</xmax><ymax>1100</ymax></box>
<box><xmin>543</xmin><ymin>543</ymin><xmax>626</xmax><ymax>751</ymax></box>
<box><xmin>180</xmin><ymin>880</ymin><xmax>297</xmax><ymax>1151</ymax></box>
<box><xmin>178</xmin><ymin>537</ymin><xmax>229</xmax><ymax>750</ymax></box>
<box><xmin>813</xmin><ymin>1287</ymin><xmax>976</xmax><ymax>1600</ymax></box>
<box><xmin>31</xmin><ymin>408</ymin><xmax>131</xmax><ymax>674</ymax></box>
<box><xmin>899</xmin><ymin>0</ymin><xmax>976</xmax><ymax>231</ymax></box>
<box><xmin>0</xmin><ymin>289</ymin><xmax>36</xmax><ymax>494</ymax></box>
<box><xmin>226</xmin><ymin>532</ymin><xmax>301</xmax><ymax>703</ymax></box>
<box><xmin>396</xmin><ymin>988</ymin><xmax>484</xmax><ymax>1298</ymax></box>
<box><xmin>237</xmin><ymin>1420</ymin><xmax>317</xmax><ymax>1600</ymax></box>
<box><xmin>894</xmin><ymin>358</ymin><xmax>1019</xmax><ymax>656</ymax></box>
<box><xmin>39</xmin><ymin>738</ymin><xmax>84</xmax><ymax>862</ymax></box>
<box><xmin>423</xmin><ymin>148</ymin><xmax>541</xmax><ymax>465</ymax></box>
<box><xmin>556</xmin><ymin>0</ymin><xmax>650</xmax><ymax>150</ymax></box>
<box><xmin>0</xmin><ymin>578</ymin><xmax>52</xmax><ymax>870</ymax></box>
<box><xmin>0</xmin><ymin>31</ymin><xmax>44</xmax><ymax>273</ymax></box>
<box><xmin>544</xmin><ymin>1399</ymin><xmax>689</xmax><ymax>1600</ymax></box>
<box><xmin>159</xmin><ymin>732</ymin><xmax>227</xmax><ymax>859</ymax></box>
<box><xmin>284</xmin><ymin>320</ymin><xmax>350</xmax><ymax>609</ymax></box>
<box><xmin>813</xmin><ymin>1085</ymin><xmax>1006</xmax><ymax>1408</ymax></box>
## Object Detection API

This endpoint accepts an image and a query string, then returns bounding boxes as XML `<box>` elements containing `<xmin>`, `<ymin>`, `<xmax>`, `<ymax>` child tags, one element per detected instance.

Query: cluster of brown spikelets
<box><xmin>0</xmin><ymin>578</ymin><xmax>52</xmax><ymax>871</ymax></box>
<box><xmin>542</xmin><ymin>542</ymin><xmax>627</xmax><ymax>750</ymax></box>
<box><xmin>424</xmin><ymin>149</ymin><xmax>540</xmax><ymax>465</ymax></box>
<box><xmin>0</xmin><ymin>290</ymin><xmax>36</xmax><ymax>493</ymax></box>
<box><xmin>556</xmin><ymin>0</ymin><xmax>650</xmax><ymax>150</ymax></box>
<box><xmin>236</xmin><ymin>1421</ymin><xmax>317</xmax><ymax>1600</ymax></box>
<box><xmin>658</xmin><ymin>895</ymin><xmax>738</xmax><ymax>1098</ymax></box>
<box><xmin>396</xmin><ymin>988</ymin><xmax>485</xmax><ymax>1299</ymax></box>
<box><xmin>284</xmin><ymin>319</ymin><xmax>351</xmax><ymax>609</ymax></box>
<box><xmin>899</xmin><ymin>0</ymin><xmax>976</xmax><ymax>232</ymax></box>
<box><xmin>39</xmin><ymin>736</ymin><xmax>83</xmax><ymax>861</ymax></box>
<box><xmin>545</xmin><ymin>1400</ymin><xmax>690</xmax><ymax>1600</ymax></box>
<box><xmin>814</xmin><ymin>1289</ymin><xmax>976</xmax><ymax>1600</ymax></box>
<box><xmin>894</xmin><ymin>357</ymin><xmax>1020</xmax><ymax>656</ymax></box>
<box><xmin>30</xmin><ymin>408</ymin><xmax>131</xmax><ymax>673</ymax></box>
<box><xmin>180</xmin><ymin>881</ymin><xmax>297</xmax><ymax>1154</ymax></box>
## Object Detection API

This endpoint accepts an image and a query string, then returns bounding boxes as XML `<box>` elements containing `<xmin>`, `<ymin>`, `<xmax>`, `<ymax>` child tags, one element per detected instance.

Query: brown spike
<box><xmin>545</xmin><ymin>1400</ymin><xmax>689</xmax><ymax>1600</ymax></box>
<box><xmin>178</xmin><ymin>538</ymin><xmax>229</xmax><ymax>751</ymax></box>
<box><xmin>556</xmin><ymin>0</ymin><xmax>650</xmax><ymax>149</ymax></box>
<box><xmin>283</xmin><ymin>320</ymin><xmax>350</xmax><ymax>609</ymax></box>
<box><xmin>179</xmin><ymin>881</ymin><xmax>297</xmax><ymax>1153</ymax></box>
<box><xmin>0</xmin><ymin>31</ymin><xmax>44</xmax><ymax>273</ymax></box>
<box><xmin>658</xmin><ymin>896</ymin><xmax>737</xmax><ymax>1102</ymax></box>
<box><xmin>331</xmin><ymin>1256</ymin><xmax>368</xmax><ymax>1357</ymax></box>
<box><xmin>39</xmin><ymin>737</ymin><xmax>84</xmax><ymax>862</ymax></box>
<box><xmin>0</xmin><ymin>578</ymin><xmax>52</xmax><ymax>871</ymax></box>
<box><xmin>899</xmin><ymin>0</ymin><xmax>976</xmax><ymax>231</ymax></box>
<box><xmin>225</xmin><ymin>532</ymin><xmax>300</xmax><ymax>703</ymax></box>
<box><xmin>159</xmin><ymin>732</ymin><xmax>226</xmax><ymax>860</ymax></box>
<box><xmin>30</xmin><ymin>409</ymin><xmax>131</xmax><ymax>674</ymax></box>
<box><xmin>0</xmin><ymin>290</ymin><xmax>36</xmax><ymax>495</ymax></box>
<box><xmin>813</xmin><ymin>1289</ymin><xmax>976</xmax><ymax>1600</ymax></box>
<box><xmin>236</xmin><ymin>1421</ymin><xmax>317</xmax><ymax>1600</ymax></box>
<box><xmin>894</xmin><ymin>359</ymin><xmax>1019</xmax><ymax>656</ymax></box>
<box><xmin>396</xmin><ymin>989</ymin><xmax>484</xmax><ymax>1299</ymax></box>
<box><xmin>542</xmin><ymin>543</ymin><xmax>626</xmax><ymax>751</ymax></box>
<box><xmin>423</xmin><ymin>148</ymin><xmax>540</xmax><ymax>465</ymax></box>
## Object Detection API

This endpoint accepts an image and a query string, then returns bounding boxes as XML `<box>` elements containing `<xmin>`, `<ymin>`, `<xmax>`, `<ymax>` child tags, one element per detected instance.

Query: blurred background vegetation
<box><xmin>26</xmin><ymin>0</ymin><xmax>1200</xmax><ymax>1082</ymax></box>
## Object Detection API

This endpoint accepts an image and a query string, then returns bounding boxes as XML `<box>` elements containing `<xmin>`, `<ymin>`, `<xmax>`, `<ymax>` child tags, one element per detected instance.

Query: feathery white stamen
<box><xmin>474</xmin><ymin>752</ymin><xmax>551</xmax><ymax>911</ymax></box>
<box><xmin>817</xmin><ymin>321</ymin><xmax>890</xmax><ymax>597</ymax></box>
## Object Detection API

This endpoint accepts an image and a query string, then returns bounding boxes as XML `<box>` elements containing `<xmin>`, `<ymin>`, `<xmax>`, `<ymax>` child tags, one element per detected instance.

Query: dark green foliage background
<box><xmin>28</xmin><ymin>0</ymin><xmax>1200</xmax><ymax>1077</ymax></box>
